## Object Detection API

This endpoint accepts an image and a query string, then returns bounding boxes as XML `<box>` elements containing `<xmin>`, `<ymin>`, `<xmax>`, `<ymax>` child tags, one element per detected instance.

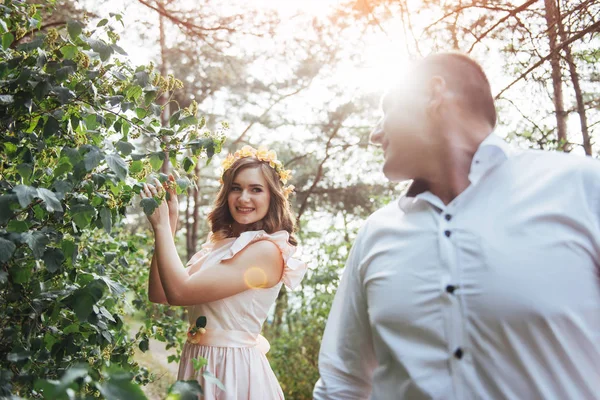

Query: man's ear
<box><xmin>425</xmin><ymin>75</ymin><xmax>447</xmax><ymax>116</ymax></box>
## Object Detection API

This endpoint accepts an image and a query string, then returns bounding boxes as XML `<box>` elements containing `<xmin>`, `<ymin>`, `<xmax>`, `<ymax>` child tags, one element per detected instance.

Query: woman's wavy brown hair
<box><xmin>207</xmin><ymin>156</ymin><xmax>298</xmax><ymax>246</ymax></box>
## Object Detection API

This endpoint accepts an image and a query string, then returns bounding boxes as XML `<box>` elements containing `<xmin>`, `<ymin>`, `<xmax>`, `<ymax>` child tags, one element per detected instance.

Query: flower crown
<box><xmin>221</xmin><ymin>145</ymin><xmax>295</xmax><ymax>198</ymax></box>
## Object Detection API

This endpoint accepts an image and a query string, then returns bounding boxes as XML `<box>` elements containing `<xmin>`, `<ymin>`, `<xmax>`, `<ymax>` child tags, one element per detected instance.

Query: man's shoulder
<box><xmin>366</xmin><ymin>198</ymin><xmax>403</xmax><ymax>224</ymax></box>
<box><xmin>354</xmin><ymin>198</ymin><xmax>404</xmax><ymax>241</ymax></box>
<box><xmin>511</xmin><ymin>148</ymin><xmax>600</xmax><ymax>174</ymax></box>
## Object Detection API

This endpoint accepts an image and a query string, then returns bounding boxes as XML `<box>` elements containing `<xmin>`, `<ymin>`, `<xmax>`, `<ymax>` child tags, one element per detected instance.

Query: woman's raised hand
<box><xmin>140</xmin><ymin>177</ymin><xmax>170</xmax><ymax>231</ymax></box>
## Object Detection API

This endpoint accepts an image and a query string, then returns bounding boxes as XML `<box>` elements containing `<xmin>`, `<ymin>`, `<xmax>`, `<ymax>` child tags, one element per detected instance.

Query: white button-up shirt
<box><xmin>314</xmin><ymin>134</ymin><xmax>600</xmax><ymax>399</ymax></box>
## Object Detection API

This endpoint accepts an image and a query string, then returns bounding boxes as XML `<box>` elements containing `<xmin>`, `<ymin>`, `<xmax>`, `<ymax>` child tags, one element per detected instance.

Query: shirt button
<box><xmin>445</xmin><ymin>284</ymin><xmax>457</xmax><ymax>294</ymax></box>
<box><xmin>445</xmin><ymin>214</ymin><xmax>452</xmax><ymax>221</ymax></box>
<box><xmin>454</xmin><ymin>347</ymin><xmax>464</xmax><ymax>359</ymax></box>
<box><xmin>444</xmin><ymin>230</ymin><xmax>452</xmax><ymax>238</ymax></box>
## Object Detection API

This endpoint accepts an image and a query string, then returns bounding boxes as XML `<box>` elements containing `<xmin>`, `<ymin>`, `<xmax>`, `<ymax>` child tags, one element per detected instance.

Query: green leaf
<box><xmin>0</xmin><ymin>237</ymin><xmax>16</xmax><ymax>263</ymax></box>
<box><xmin>62</xmin><ymin>240</ymin><xmax>77</xmax><ymax>266</ymax></box>
<box><xmin>17</xmin><ymin>163</ymin><xmax>33</xmax><ymax>184</ymax></box>
<box><xmin>56</xmin><ymin>65</ymin><xmax>76</xmax><ymax>81</ymax></box>
<box><xmin>106</xmin><ymin>153</ymin><xmax>128</xmax><ymax>180</ymax></box>
<box><xmin>0</xmin><ymin>94</ymin><xmax>14</xmax><ymax>104</ymax></box>
<box><xmin>7</xmin><ymin>220</ymin><xmax>29</xmax><ymax>233</ymax></box>
<box><xmin>134</xmin><ymin>71</ymin><xmax>149</xmax><ymax>86</ymax></box>
<box><xmin>112</xmin><ymin>44</ymin><xmax>127</xmax><ymax>55</ymax></box>
<box><xmin>115</xmin><ymin>140</ymin><xmax>135</xmax><ymax>156</ymax></box>
<box><xmin>43</xmin><ymin>248</ymin><xmax>65</xmax><ymax>273</ymax></box>
<box><xmin>61</xmin><ymin>147</ymin><xmax>82</xmax><ymax>166</ymax></box>
<box><xmin>149</xmin><ymin>153</ymin><xmax>164</xmax><ymax>171</ymax></box>
<box><xmin>67</xmin><ymin>20</ymin><xmax>83</xmax><ymax>40</ymax></box>
<box><xmin>178</xmin><ymin>116</ymin><xmax>198</xmax><ymax>129</ymax></box>
<box><xmin>97</xmin><ymin>370</ymin><xmax>147</xmax><ymax>400</ymax></box>
<box><xmin>43</xmin><ymin>116</ymin><xmax>60</xmax><ymax>136</ymax></box>
<box><xmin>66</xmin><ymin>279</ymin><xmax>105</xmax><ymax>321</ymax></box>
<box><xmin>37</xmin><ymin>188</ymin><xmax>63</xmax><ymax>212</ymax></box>
<box><xmin>192</xmin><ymin>357</ymin><xmax>208</xmax><ymax>372</ymax></box>
<box><xmin>176</xmin><ymin>177</ymin><xmax>191</xmax><ymax>194</ymax></box>
<box><xmin>23</xmin><ymin>231</ymin><xmax>49</xmax><ymax>259</ymax></box>
<box><xmin>126</xmin><ymin>85</ymin><xmax>143</xmax><ymax>101</ymax></box>
<box><xmin>35</xmin><ymin>364</ymin><xmax>89</xmax><ymax>399</ymax></box>
<box><xmin>202</xmin><ymin>371</ymin><xmax>225</xmax><ymax>391</ymax></box>
<box><xmin>169</xmin><ymin>110</ymin><xmax>181</xmax><ymax>127</ymax></box>
<box><xmin>83</xmin><ymin>147</ymin><xmax>103</xmax><ymax>171</ymax></box>
<box><xmin>7</xmin><ymin>351</ymin><xmax>31</xmax><ymax>362</ymax></box>
<box><xmin>98</xmin><ymin>275</ymin><xmax>126</xmax><ymax>295</ymax></box>
<box><xmin>183</xmin><ymin>156</ymin><xmax>195</xmax><ymax>173</ymax></box>
<box><xmin>2</xmin><ymin>31</ymin><xmax>14</xmax><ymax>50</ymax></box>
<box><xmin>34</xmin><ymin>80</ymin><xmax>52</xmax><ymax>100</ymax></box>
<box><xmin>140</xmin><ymin>197</ymin><xmax>159</xmax><ymax>216</ymax></box>
<box><xmin>0</xmin><ymin>195</ymin><xmax>17</xmax><ymax>224</ymax></box>
<box><xmin>70</xmin><ymin>204</ymin><xmax>96</xmax><ymax>229</ymax></box>
<box><xmin>130</xmin><ymin>160</ymin><xmax>143</xmax><ymax>174</ymax></box>
<box><xmin>60</xmin><ymin>45</ymin><xmax>78</xmax><ymax>60</ymax></box>
<box><xmin>97</xmin><ymin>18</ymin><xmax>109</xmax><ymax>27</ymax></box>
<box><xmin>167</xmin><ymin>380</ymin><xmax>203</xmax><ymax>400</ymax></box>
<box><xmin>53</xmin><ymin>159</ymin><xmax>72</xmax><ymax>177</ymax></box>
<box><xmin>84</xmin><ymin>113</ymin><xmax>99</xmax><ymax>130</ymax></box>
<box><xmin>99</xmin><ymin>207</ymin><xmax>111</xmax><ymax>233</ymax></box>
<box><xmin>10</xmin><ymin>263</ymin><xmax>31</xmax><ymax>284</ymax></box>
<box><xmin>104</xmin><ymin>252</ymin><xmax>116</xmax><ymax>264</ymax></box>
<box><xmin>195</xmin><ymin>316</ymin><xmax>207</xmax><ymax>328</ymax></box>
<box><xmin>135</xmin><ymin>107</ymin><xmax>147</xmax><ymax>119</ymax></box>
<box><xmin>88</xmin><ymin>38</ymin><xmax>113</xmax><ymax>61</ymax></box>
<box><xmin>14</xmin><ymin>184</ymin><xmax>37</xmax><ymax>208</ymax></box>
<box><xmin>138</xmin><ymin>338</ymin><xmax>149</xmax><ymax>352</ymax></box>
<box><xmin>51</xmin><ymin>86</ymin><xmax>75</xmax><ymax>104</ymax></box>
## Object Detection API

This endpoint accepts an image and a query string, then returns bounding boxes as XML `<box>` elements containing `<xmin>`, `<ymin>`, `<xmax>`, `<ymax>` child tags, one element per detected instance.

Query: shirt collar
<box><xmin>398</xmin><ymin>134</ymin><xmax>512</xmax><ymax>212</ymax></box>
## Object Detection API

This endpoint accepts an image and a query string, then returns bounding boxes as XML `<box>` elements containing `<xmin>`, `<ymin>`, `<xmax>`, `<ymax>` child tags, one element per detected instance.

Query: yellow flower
<box><xmin>256</xmin><ymin>146</ymin><xmax>270</xmax><ymax>161</ymax></box>
<box><xmin>270</xmin><ymin>159</ymin><xmax>282</xmax><ymax>169</ymax></box>
<box><xmin>266</xmin><ymin>150</ymin><xmax>277</xmax><ymax>163</ymax></box>
<box><xmin>283</xmin><ymin>185</ymin><xmax>295</xmax><ymax>198</ymax></box>
<box><xmin>221</xmin><ymin>154</ymin><xmax>236</xmax><ymax>171</ymax></box>
<box><xmin>239</xmin><ymin>145</ymin><xmax>256</xmax><ymax>158</ymax></box>
<box><xmin>279</xmin><ymin>169</ymin><xmax>293</xmax><ymax>184</ymax></box>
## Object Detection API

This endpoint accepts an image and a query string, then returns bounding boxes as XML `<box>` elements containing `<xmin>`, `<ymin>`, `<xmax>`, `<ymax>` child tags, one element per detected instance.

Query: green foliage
<box><xmin>0</xmin><ymin>1</ymin><xmax>225</xmax><ymax>397</ymax></box>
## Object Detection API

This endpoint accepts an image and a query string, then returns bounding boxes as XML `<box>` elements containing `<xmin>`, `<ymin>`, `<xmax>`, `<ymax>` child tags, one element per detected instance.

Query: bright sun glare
<box><xmin>118</xmin><ymin>0</ymin><xmax>411</xmax><ymax>95</ymax></box>
<box><xmin>254</xmin><ymin>0</ymin><xmax>412</xmax><ymax>93</ymax></box>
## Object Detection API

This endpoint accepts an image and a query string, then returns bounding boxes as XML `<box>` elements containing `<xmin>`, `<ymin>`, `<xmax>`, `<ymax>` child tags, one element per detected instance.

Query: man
<box><xmin>313</xmin><ymin>52</ymin><xmax>600</xmax><ymax>399</ymax></box>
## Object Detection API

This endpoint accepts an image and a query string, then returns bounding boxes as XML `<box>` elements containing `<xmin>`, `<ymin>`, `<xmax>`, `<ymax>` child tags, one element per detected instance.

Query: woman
<box><xmin>141</xmin><ymin>145</ymin><xmax>307</xmax><ymax>399</ymax></box>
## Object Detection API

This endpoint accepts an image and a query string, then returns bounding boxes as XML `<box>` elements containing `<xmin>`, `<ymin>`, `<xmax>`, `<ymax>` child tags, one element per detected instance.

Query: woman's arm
<box><xmin>143</xmin><ymin>179</ymin><xmax>284</xmax><ymax>306</ymax></box>
<box><xmin>147</xmin><ymin>176</ymin><xmax>179</xmax><ymax>304</ymax></box>
<box><xmin>153</xmin><ymin>224</ymin><xmax>283</xmax><ymax>306</ymax></box>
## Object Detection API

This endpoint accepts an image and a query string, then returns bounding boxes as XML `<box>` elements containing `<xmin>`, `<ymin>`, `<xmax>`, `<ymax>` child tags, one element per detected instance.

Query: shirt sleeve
<box><xmin>313</xmin><ymin>229</ymin><xmax>377</xmax><ymax>399</ymax></box>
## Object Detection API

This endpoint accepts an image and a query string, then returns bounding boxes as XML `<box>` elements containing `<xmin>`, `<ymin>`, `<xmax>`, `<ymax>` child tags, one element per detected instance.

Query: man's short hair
<box><xmin>417</xmin><ymin>52</ymin><xmax>497</xmax><ymax>128</ymax></box>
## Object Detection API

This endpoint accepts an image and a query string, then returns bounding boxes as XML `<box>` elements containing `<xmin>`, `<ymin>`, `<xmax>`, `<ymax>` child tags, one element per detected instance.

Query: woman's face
<box><xmin>228</xmin><ymin>167</ymin><xmax>271</xmax><ymax>228</ymax></box>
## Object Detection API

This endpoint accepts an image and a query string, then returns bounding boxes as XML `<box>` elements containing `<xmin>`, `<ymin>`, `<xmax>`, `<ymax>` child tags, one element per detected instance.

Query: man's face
<box><xmin>370</xmin><ymin>78</ymin><xmax>431</xmax><ymax>182</ymax></box>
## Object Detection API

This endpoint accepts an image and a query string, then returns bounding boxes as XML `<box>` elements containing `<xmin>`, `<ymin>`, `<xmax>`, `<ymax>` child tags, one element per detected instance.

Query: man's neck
<box><xmin>418</xmin><ymin>127</ymin><xmax>492</xmax><ymax>205</ymax></box>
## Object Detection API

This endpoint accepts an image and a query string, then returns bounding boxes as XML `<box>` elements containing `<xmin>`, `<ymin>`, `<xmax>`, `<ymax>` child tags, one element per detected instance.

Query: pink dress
<box><xmin>177</xmin><ymin>230</ymin><xmax>307</xmax><ymax>399</ymax></box>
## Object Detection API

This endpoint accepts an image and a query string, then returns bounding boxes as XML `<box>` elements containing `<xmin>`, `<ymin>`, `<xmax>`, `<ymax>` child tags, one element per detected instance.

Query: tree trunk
<box><xmin>189</xmin><ymin>162</ymin><xmax>202</xmax><ymax>255</ymax></box>
<box><xmin>185</xmin><ymin>186</ymin><xmax>193</xmax><ymax>259</ymax></box>
<box><xmin>271</xmin><ymin>286</ymin><xmax>288</xmax><ymax>337</ymax></box>
<box><xmin>543</xmin><ymin>0</ymin><xmax>569</xmax><ymax>152</ymax></box>
<box><xmin>158</xmin><ymin>1</ymin><xmax>171</xmax><ymax>172</ymax></box>
<box><xmin>556</xmin><ymin>1</ymin><xmax>592</xmax><ymax>155</ymax></box>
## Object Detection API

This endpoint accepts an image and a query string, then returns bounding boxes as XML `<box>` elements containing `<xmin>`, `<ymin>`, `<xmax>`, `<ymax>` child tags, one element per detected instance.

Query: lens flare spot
<box><xmin>244</xmin><ymin>266</ymin><xmax>268</xmax><ymax>289</ymax></box>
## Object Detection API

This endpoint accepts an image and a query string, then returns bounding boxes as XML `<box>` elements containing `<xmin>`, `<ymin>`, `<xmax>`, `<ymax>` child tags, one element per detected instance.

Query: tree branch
<box><xmin>495</xmin><ymin>18</ymin><xmax>600</xmax><ymax>99</ymax></box>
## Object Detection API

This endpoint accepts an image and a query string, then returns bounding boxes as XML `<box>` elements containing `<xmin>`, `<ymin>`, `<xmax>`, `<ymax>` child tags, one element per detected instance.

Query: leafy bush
<box><xmin>0</xmin><ymin>0</ymin><xmax>225</xmax><ymax>397</ymax></box>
